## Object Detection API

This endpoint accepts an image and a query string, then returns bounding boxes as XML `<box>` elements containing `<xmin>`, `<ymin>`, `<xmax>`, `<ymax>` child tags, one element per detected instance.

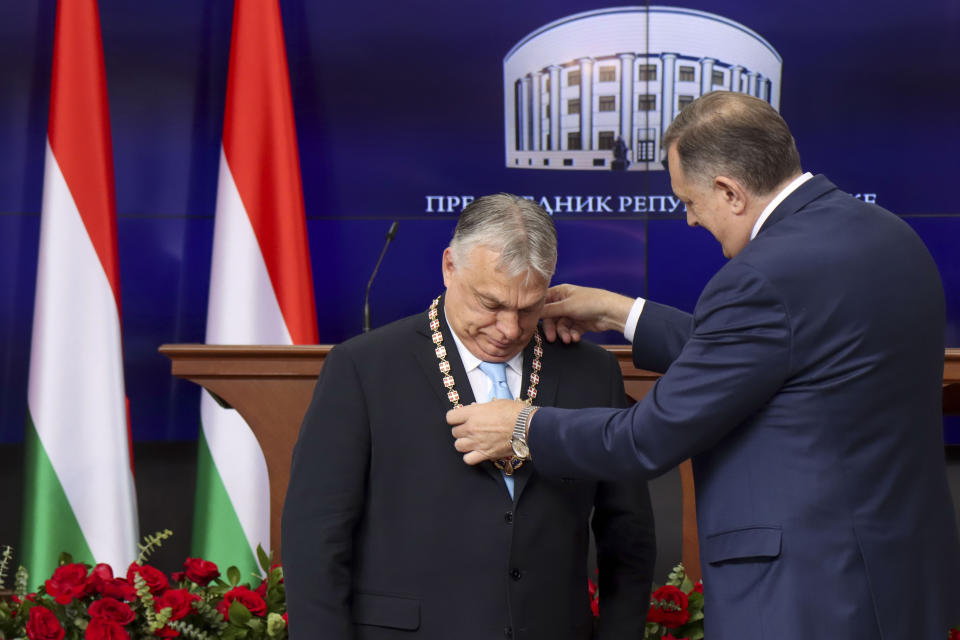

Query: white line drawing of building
<box><xmin>504</xmin><ymin>6</ymin><xmax>783</xmax><ymax>171</ymax></box>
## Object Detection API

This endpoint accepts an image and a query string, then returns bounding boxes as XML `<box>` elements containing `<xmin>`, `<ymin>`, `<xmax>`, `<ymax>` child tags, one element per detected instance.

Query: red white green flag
<box><xmin>192</xmin><ymin>0</ymin><xmax>318</xmax><ymax>577</ymax></box>
<box><xmin>22</xmin><ymin>0</ymin><xmax>139</xmax><ymax>584</ymax></box>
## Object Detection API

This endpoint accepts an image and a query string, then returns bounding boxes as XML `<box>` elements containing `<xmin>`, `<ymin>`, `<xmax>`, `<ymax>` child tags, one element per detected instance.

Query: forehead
<box><xmin>667</xmin><ymin>145</ymin><xmax>708</xmax><ymax>201</ymax></box>
<box><xmin>454</xmin><ymin>245</ymin><xmax>548</xmax><ymax>302</ymax></box>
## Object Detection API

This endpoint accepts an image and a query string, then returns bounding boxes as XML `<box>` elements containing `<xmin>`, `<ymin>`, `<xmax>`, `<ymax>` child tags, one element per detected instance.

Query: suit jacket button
<box><xmin>510</xmin><ymin>568</ymin><xmax>521</xmax><ymax>580</ymax></box>
<box><xmin>504</xmin><ymin>511</ymin><xmax>514</xmax><ymax>524</ymax></box>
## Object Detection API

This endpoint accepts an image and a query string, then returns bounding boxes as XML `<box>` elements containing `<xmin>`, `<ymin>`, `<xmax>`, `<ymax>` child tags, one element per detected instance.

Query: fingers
<box><xmin>542</xmin><ymin>284</ymin><xmax>577</xmax><ymax>319</ymax></box>
<box><xmin>542</xmin><ymin>317</ymin><xmax>558</xmax><ymax>342</ymax></box>
<box><xmin>446</xmin><ymin>406</ymin><xmax>468</xmax><ymax>426</ymax></box>
<box><xmin>545</xmin><ymin>283</ymin><xmax>574</xmax><ymax>304</ymax></box>
<box><xmin>447</xmin><ymin>400</ymin><xmax>517</xmax><ymax>464</ymax></box>
<box><xmin>554</xmin><ymin>318</ymin><xmax>581</xmax><ymax>344</ymax></box>
<box><xmin>463</xmin><ymin>450</ymin><xmax>487</xmax><ymax>466</ymax></box>
<box><xmin>543</xmin><ymin>284</ymin><xmax>584</xmax><ymax>343</ymax></box>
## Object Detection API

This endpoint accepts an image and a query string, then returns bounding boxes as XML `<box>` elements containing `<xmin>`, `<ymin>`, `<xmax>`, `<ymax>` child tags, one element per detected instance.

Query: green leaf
<box><xmin>57</xmin><ymin>552</ymin><xmax>73</xmax><ymax>566</ymax></box>
<box><xmin>266</xmin><ymin>583</ymin><xmax>285</xmax><ymax>609</ymax></box>
<box><xmin>228</xmin><ymin>600</ymin><xmax>252</xmax><ymax>626</ymax></box>
<box><xmin>221</xmin><ymin>626</ymin><xmax>245</xmax><ymax>640</ymax></box>
<box><xmin>227</xmin><ymin>566</ymin><xmax>241</xmax><ymax>587</ymax></box>
<box><xmin>256</xmin><ymin>546</ymin><xmax>272</xmax><ymax>574</ymax></box>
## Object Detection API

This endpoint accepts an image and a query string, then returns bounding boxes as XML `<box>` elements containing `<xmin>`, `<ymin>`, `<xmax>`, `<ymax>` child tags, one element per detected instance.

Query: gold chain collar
<box><xmin>429</xmin><ymin>296</ymin><xmax>542</xmax><ymax>475</ymax></box>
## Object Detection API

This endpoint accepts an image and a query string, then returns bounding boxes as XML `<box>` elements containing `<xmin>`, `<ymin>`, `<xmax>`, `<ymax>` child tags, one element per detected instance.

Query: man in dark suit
<box><xmin>449</xmin><ymin>92</ymin><xmax>960</xmax><ymax>638</ymax></box>
<box><xmin>282</xmin><ymin>194</ymin><xmax>655</xmax><ymax>639</ymax></box>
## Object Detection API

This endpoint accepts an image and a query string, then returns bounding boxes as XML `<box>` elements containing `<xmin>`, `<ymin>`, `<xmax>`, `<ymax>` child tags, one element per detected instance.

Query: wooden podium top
<box><xmin>161</xmin><ymin>344</ymin><xmax>960</xmax><ymax>577</ymax></box>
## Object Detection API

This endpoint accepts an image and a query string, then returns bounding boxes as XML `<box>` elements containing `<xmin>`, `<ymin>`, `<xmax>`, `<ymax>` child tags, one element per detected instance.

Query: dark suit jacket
<box><xmin>282</xmin><ymin>303</ymin><xmax>655</xmax><ymax>639</ymax></box>
<box><xmin>529</xmin><ymin>176</ymin><xmax>960</xmax><ymax>638</ymax></box>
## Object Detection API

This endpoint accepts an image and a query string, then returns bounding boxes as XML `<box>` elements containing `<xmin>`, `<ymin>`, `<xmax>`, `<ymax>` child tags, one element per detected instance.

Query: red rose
<box><xmin>950</xmin><ymin>629</ymin><xmax>960</xmax><ymax>640</ymax></box>
<box><xmin>126</xmin><ymin>563</ymin><xmax>169</xmax><ymax>595</ymax></box>
<box><xmin>85</xmin><ymin>617</ymin><xmax>130</xmax><ymax>640</ymax></box>
<box><xmin>254</xmin><ymin>579</ymin><xmax>268</xmax><ymax>597</ymax></box>
<box><xmin>155</xmin><ymin>589</ymin><xmax>201</xmax><ymax>621</ymax></box>
<box><xmin>88</xmin><ymin>597</ymin><xmax>136</xmax><ymax>625</ymax></box>
<box><xmin>216</xmin><ymin>586</ymin><xmax>267</xmax><ymax>618</ymax></box>
<box><xmin>11</xmin><ymin>593</ymin><xmax>37</xmax><ymax>615</ymax></box>
<box><xmin>25</xmin><ymin>606</ymin><xmax>65</xmax><ymax>640</ymax></box>
<box><xmin>647</xmin><ymin>585</ymin><xmax>690</xmax><ymax>628</ymax></box>
<box><xmin>45</xmin><ymin>563</ymin><xmax>92</xmax><ymax>605</ymax></box>
<box><xmin>153</xmin><ymin>628</ymin><xmax>179</xmax><ymax>638</ymax></box>
<box><xmin>691</xmin><ymin>580</ymin><xmax>703</xmax><ymax>594</ymax></box>
<box><xmin>170</xmin><ymin>571</ymin><xmax>185</xmax><ymax>583</ymax></box>
<box><xmin>91</xmin><ymin>564</ymin><xmax>114</xmax><ymax>581</ymax></box>
<box><xmin>100</xmin><ymin>578</ymin><xmax>137</xmax><ymax>601</ymax></box>
<box><xmin>182</xmin><ymin>558</ymin><xmax>220</xmax><ymax>586</ymax></box>
<box><xmin>90</xmin><ymin>565</ymin><xmax>136</xmax><ymax>602</ymax></box>
<box><xmin>283</xmin><ymin>612</ymin><xmax>288</xmax><ymax>626</ymax></box>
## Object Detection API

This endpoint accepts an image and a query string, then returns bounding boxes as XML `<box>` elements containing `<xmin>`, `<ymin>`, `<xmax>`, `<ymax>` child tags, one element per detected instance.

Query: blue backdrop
<box><xmin>1</xmin><ymin>0</ymin><xmax>959</xmax><ymax>444</ymax></box>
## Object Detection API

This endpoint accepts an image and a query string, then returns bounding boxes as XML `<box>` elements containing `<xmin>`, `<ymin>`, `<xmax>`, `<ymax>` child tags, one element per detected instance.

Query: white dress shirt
<box><xmin>445</xmin><ymin>312</ymin><xmax>523</xmax><ymax>401</ymax></box>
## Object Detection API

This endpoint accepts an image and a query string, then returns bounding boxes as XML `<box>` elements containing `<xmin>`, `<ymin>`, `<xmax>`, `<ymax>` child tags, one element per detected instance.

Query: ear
<box><xmin>441</xmin><ymin>247</ymin><xmax>455</xmax><ymax>288</ymax></box>
<box><xmin>713</xmin><ymin>175</ymin><xmax>748</xmax><ymax>216</ymax></box>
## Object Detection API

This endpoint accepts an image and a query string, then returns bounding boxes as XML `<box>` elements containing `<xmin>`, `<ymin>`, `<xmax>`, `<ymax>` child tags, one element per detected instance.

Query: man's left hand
<box><xmin>449</xmin><ymin>399</ymin><xmax>521</xmax><ymax>464</ymax></box>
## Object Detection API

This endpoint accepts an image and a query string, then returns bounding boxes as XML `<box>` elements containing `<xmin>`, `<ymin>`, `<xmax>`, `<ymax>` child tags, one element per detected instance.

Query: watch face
<box><xmin>511</xmin><ymin>436</ymin><xmax>530</xmax><ymax>459</ymax></box>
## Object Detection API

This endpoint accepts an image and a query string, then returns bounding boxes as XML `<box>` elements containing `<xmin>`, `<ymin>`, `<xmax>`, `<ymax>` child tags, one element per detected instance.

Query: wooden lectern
<box><xmin>160</xmin><ymin>344</ymin><xmax>960</xmax><ymax>581</ymax></box>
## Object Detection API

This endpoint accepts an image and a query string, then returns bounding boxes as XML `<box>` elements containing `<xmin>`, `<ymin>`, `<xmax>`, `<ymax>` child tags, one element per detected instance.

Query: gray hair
<box><xmin>449</xmin><ymin>193</ymin><xmax>557</xmax><ymax>281</ymax></box>
<box><xmin>662</xmin><ymin>91</ymin><xmax>802</xmax><ymax>195</ymax></box>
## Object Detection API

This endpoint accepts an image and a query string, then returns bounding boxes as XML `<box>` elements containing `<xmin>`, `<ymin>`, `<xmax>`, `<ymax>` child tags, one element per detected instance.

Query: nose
<box><xmin>497</xmin><ymin>310</ymin><xmax>522</xmax><ymax>341</ymax></box>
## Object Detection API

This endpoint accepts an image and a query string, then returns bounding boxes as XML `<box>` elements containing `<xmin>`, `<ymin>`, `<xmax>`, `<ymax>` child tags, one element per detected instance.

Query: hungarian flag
<box><xmin>192</xmin><ymin>0</ymin><xmax>318</xmax><ymax>576</ymax></box>
<box><xmin>22</xmin><ymin>0</ymin><xmax>138</xmax><ymax>583</ymax></box>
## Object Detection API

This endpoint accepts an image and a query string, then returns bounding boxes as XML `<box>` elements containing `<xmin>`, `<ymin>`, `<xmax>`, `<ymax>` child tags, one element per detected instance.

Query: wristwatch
<box><xmin>510</xmin><ymin>405</ymin><xmax>536</xmax><ymax>460</ymax></box>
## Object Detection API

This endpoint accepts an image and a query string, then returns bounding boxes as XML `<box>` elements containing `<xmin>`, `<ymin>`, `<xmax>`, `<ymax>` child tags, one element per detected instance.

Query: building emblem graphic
<box><xmin>504</xmin><ymin>6</ymin><xmax>783</xmax><ymax>171</ymax></box>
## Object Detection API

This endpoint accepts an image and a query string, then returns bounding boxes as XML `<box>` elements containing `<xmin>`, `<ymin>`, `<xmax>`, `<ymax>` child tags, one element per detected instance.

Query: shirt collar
<box><xmin>750</xmin><ymin>172</ymin><xmax>813</xmax><ymax>240</ymax></box>
<box><xmin>444</xmin><ymin>309</ymin><xmax>523</xmax><ymax>375</ymax></box>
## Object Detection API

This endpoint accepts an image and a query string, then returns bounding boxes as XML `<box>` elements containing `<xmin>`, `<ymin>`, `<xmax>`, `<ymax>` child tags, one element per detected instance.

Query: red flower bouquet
<box><xmin>643</xmin><ymin>563</ymin><xmax>703</xmax><ymax>640</ymax></box>
<box><xmin>0</xmin><ymin>531</ymin><xmax>287</xmax><ymax>640</ymax></box>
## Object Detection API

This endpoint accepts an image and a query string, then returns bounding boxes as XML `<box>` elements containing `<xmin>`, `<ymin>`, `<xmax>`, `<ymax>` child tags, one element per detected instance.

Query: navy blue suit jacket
<box><xmin>530</xmin><ymin>175</ymin><xmax>960</xmax><ymax>638</ymax></box>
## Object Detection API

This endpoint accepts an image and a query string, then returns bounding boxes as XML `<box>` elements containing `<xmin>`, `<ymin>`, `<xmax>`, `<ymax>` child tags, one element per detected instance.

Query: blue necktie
<box><xmin>478</xmin><ymin>361</ymin><xmax>515</xmax><ymax>499</ymax></box>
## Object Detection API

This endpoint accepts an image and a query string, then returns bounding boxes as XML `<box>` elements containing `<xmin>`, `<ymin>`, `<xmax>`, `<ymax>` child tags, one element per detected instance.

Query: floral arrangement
<box><xmin>643</xmin><ymin>563</ymin><xmax>703</xmax><ymax>640</ymax></box>
<box><xmin>590</xmin><ymin>562</ymin><xmax>960</xmax><ymax>639</ymax></box>
<box><xmin>588</xmin><ymin>562</ymin><xmax>703</xmax><ymax>639</ymax></box>
<box><xmin>0</xmin><ymin>531</ymin><xmax>286</xmax><ymax>640</ymax></box>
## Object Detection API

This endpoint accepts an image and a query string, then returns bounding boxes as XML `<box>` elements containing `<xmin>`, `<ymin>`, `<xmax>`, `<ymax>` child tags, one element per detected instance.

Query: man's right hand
<box><xmin>540</xmin><ymin>284</ymin><xmax>636</xmax><ymax>343</ymax></box>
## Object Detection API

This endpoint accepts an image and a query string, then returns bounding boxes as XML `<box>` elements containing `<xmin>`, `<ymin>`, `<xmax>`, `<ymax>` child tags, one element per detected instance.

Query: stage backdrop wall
<box><xmin>1</xmin><ymin>0</ymin><xmax>959</xmax><ymax>448</ymax></box>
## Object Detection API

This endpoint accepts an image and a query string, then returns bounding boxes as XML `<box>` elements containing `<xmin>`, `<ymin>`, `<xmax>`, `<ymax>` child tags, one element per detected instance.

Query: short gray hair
<box><xmin>449</xmin><ymin>193</ymin><xmax>557</xmax><ymax>281</ymax></box>
<box><xmin>662</xmin><ymin>91</ymin><xmax>801</xmax><ymax>195</ymax></box>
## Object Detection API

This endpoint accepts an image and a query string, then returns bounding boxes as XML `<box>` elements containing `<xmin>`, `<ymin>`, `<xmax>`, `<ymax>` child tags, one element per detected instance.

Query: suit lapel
<box><xmin>412</xmin><ymin>294</ymin><xmax>477</xmax><ymax>409</ymax></box>
<box><xmin>512</xmin><ymin>326</ymin><xmax>556</xmax><ymax>503</ymax></box>
<box><xmin>413</xmin><ymin>295</ymin><xmax>508</xmax><ymax>488</ymax></box>
<box><xmin>756</xmin><ymin>174</ymin><xmax>838</xmax><ymax>237</ymax></box>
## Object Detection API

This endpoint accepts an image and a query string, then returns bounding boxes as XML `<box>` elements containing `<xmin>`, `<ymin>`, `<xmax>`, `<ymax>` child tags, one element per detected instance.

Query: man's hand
<box><xmin>541</xmin><ymin>284</ymin><xmax>636</xmax><ymax>343</ymax></box>
<box><xmin>448</xmin><ymin>399</ymin><xmax>520</xmax><ymax>465</ymax></box>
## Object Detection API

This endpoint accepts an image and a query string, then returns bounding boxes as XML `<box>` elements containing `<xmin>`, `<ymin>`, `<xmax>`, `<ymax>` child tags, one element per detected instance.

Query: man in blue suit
<box><xmin>449</xmin><ymin>91</ymin><xmax>960</xmax><ymax>638</ymax></box>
